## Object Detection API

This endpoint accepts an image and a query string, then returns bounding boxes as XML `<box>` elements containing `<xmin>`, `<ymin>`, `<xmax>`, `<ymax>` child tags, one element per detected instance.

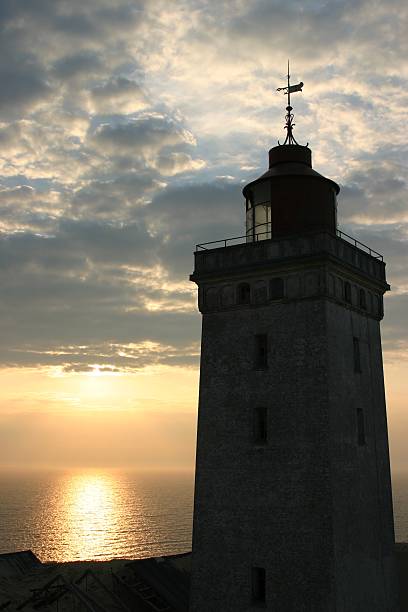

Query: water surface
<box><xmin>0</xmin><ymin>469</ymin><xmax>407</xmax><ymax>562</ymax></box>
<box><xmin>0</xmin><ymin>469</ymin><xmax>194</xmax><ymax>562</ymax></box>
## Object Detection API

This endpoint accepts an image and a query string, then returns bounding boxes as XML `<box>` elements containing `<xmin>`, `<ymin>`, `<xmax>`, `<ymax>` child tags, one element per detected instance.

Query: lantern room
<box><xmin>243</xmin><ymin>144</ymin><xmax>340</xmax><ymax>242</ymax></box>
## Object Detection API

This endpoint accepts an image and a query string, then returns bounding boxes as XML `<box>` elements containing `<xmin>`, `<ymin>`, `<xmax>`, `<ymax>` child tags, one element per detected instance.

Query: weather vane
<box><xmin>276</xmin><ymin>60</ymin><xmax>305</xmax><ymax>146</ymax></box>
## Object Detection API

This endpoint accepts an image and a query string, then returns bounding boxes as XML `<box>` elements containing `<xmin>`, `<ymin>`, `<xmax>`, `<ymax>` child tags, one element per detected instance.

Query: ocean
<box><xmin>0</xmin><ymin>469</ymin><xmax>407</xmax><ymax>562</ymax></box>
<box><xmin>0</xmin><ymin>469</ymin><xmax>194</xmax><ymax>562</ymax></box>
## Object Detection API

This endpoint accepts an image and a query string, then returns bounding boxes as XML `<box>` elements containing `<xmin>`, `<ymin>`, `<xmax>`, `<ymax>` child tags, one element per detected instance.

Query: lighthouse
<box><xmin>189</xmin><ymin>69</ymin><xmax>399</xmax><ymax>611</ymax></box>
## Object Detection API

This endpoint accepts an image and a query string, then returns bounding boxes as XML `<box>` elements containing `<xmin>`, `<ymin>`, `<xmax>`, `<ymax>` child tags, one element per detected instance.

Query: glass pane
<box><xmin>255</xmin><ymin>204</ymin><xmax>267</xmax><ymax>226</ymax></box>
<box><xmin>254</xmin><ymin>205</ymin><xmax>271</xmax><ymax>240</ymax></box>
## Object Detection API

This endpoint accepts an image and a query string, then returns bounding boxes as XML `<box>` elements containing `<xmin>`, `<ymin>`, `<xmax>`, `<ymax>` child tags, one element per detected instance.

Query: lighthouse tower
<box><xmin>189</xmin><ymin>72</ymin><xmax>399</xmax><ymax>611</ymax></box>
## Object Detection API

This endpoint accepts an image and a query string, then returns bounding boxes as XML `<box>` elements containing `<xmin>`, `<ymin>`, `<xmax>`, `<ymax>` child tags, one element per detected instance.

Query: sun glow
<box><xmin>75</xmin><ymin>368</ymin><xmax>123</xmax><ymax>408</ymax></box>
<box><xmin>0</xmin><ymin>365</ymin><xmax>198</xmax><ymax>471</ymax></box>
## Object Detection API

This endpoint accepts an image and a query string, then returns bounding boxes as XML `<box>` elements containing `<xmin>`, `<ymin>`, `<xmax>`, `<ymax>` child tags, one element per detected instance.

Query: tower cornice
<box><xmin>191</xmin><ymin>232</ymin><xmax>388</xmax><ymax>321</ymax></box>
<box><xmin>192</xmin><ymin>231</ymin><xmax>387</xmax><ymax>285</ymax></box>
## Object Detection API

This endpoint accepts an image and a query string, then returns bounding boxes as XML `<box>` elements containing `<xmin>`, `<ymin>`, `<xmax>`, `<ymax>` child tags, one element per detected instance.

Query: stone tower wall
<box><xmin>191</xmin><ymin>299</ymin><xmax>335</xmax><ymax>611</ymax></box>
<box><xmin>325</xmin><ymin>302</ymin><xmax>398</xmax><ymax>610</ymax></box>
<box><xmin>190</xmin><ymin>233</ymin><xmax>398</xmax><ymax>611</ymax></box>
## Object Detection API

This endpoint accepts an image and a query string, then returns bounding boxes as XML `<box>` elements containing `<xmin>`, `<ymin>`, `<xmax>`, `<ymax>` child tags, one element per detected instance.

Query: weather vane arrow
<box><xmin>277</xmin><ymin>82</ymin><xmax>304</xmax><ymax>94</ymax></box>
<box><xmin>276</xmin><ymin>60</ymin><xmax>306</xmax><ymax>146</ymax></box>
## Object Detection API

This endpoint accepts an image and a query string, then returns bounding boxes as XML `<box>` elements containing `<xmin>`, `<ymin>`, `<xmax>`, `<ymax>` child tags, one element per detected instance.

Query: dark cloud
<box><xmin>145</xmin><ymin>180</ymin><xmax>244</xmax><ymax>277</ymax></box>
<box><xmin>52</xmin><ymin>51</ymin><xmax>103</xmax><ymax>81</ymax></box>
<box><xmin>0</xmin><ymin>219</ymin><xmax>155</xmax><ymax>272</ymax></box>
<box><xmin>148</xmin><ymin>180</ymin><xmax>243</xmax><ymax>237</ymax></box>
<box><xmin>339</xmin><ymin>161</ymin><xmax>408</xmax><ymax>224</ymax></box>
<box><xmin>0</xmin><ymin>69</ymin><xmax>51</xmax><ymax>117</ymax></box>
<box><xmin>91</xmin><ymin>116</ymin><xmax>193</xmax><ymax>157</ymax></box>
<box><xmin>0</xmin><ymin>0</ymin><xmax>143</xmax><ymax>40</ymax></box>
<box><xmin>186</xmin><ymin>0</ymin><xmax>408</xmax><ymax>74</ymax></box>
<box><xmin>70</xmin><ymin>172</ymin><xmax>163</xmax><ymax>219</ymax></box>
<box><xmin>90</xmin><ymin>77</ymin><xmax>148</xmax><ymax>113</ymax></box>
<box><xmin>0</xmin><ymin>0</ymin><xmax>143</xmax><ymax>121</ymax></box>
<box><xmin>0</xmin><ymin>31</ymin><xmax>52</xmax><ymax>118</ymax></box>
<box><xmin>226</xmin><ymin>0</ymin><xmax>354</xmax><ymax>59</ymax></box>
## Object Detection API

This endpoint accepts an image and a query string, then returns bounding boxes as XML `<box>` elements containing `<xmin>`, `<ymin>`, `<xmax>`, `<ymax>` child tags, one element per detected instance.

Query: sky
<box><xmin>0</xmin><ymin>0</ymin><xmax>407</xmax><ymax>471</ymax></box>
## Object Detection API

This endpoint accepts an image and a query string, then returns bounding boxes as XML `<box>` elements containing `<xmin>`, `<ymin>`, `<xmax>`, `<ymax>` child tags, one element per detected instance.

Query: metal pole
<box><xmin>287</xmin><ymin>59</ymin><xmax>290</xmax><ymax>108</ymax></box>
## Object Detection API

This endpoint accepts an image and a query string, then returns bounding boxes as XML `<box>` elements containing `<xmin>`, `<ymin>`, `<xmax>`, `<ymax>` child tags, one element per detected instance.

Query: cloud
<box><xmin>155</xmin><ymin>152</ymin><xmax>206</xmax><ymax>176</ymax></box>
<box><xmin>70</xmin><ymin>172</ymin><xmax>165</xmax><ymax>219</ymax></box>
<box><xmin>0</xmin><ymin>0</ymin><xmax>407</xmax><ymax>377</ymax></box>
<box><xmin>91</xmin><ymin>116</ymin><xmax>195</xmax><ymax>158</ymax></box>
<box><xmin>52</xmin><ymin>51</ymin><xmax>104</xmax><ymax>81</ymax></box>
<box><xmin>90</xmin><ymin>77</ymin><xmax>149</xmax><ymax>114</ymax></box>
<box><xmin>0</xmin><ymin>217</ymin><xmax>200</xmax><ymax>371</ymax></box>
<box><xmin>0</xmin><ymin>69</ymin><xmax>51</xmax><ymax>118</ymax></box>
<box><xmin>147</xmin><ymin>180</ymin><xmax>242</xmax><ymax>237</ymax></box>
<box><xmin>339</xmin><ymin>160</ymin><xmax>408</xmax><ymax>224</ymax></box>
<box><xmin>0</xmin><ymin>119</ymin><xmax>90</xmax><ymax>183</ymax></box>
<box><xmin>0</xmin><ymin>184</ymin><xmax>63</xmax><ymax>233</ymax></box>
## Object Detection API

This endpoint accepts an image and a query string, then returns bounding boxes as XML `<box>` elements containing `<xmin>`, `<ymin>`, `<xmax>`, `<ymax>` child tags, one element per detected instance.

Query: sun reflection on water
<box><xmin>64</xmin><ymin>472</ymin><xmax>117</xmax><ymax>560</ymax></box>
<box><xmin>0</xmin><ymin>469</ymin><xmax>194</xmax><ymax>562</ymax></box>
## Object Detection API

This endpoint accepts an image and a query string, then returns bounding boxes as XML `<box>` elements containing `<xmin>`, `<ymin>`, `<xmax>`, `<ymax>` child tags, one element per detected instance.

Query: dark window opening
<box><xmin>253</xmin><ymin>406</ymin><xmax>268</xmax><ymax>445</ymax></box>
<box><xmin>345</xmin><ymin>281</ymin><xmax>352</xmax><ymax>304</ymax></box>
<box><xmin>270</xmin><ymin>277</ymin><xmax>284</xmax><ymax>300</ymax></box>
<box><xmin>376</xmin><ymin>295</ymin><xmax>384</xmax><ymax>318</ymax></box>
<box><xmin>357</xmin><ymin>408</ymin><xmax>366</xmax><ymax>446</ymax></box>
<box><xmin>353</xmin><ymin>337</ymin><xmax>361</xmax><ymax>373</ymax></box>
<box><xmin>359</xmin><ymin>289</ymin><xmax>367</xmax><ymax>310</ymax></box>
<box><xmin>251</xmin><ymin>567</ymin><xmax>266</xmax><ymax>604</ymax></box>
<box><xmin>237</xmin><ymin>282</ymin><xmax>251</xmax><ymax>305</ymax></box>
<box><xmin>254</xmin><ymin>334</ymin><xmax>268</xmax><ymax>369</ymax></box>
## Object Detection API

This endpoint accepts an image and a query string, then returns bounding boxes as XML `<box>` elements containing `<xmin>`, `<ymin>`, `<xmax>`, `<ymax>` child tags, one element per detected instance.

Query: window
<box><xmin>359</xmin><ymin>289</ymin><xmax>367</xmax><ymax>310</ymax></box>
<box><xmin>253</xmin><ymin>407</ymin><xmax>268</xmax><ymax>445</ymax></box>
<box><xmin>357</xmin><ymin>408</ymin><xmax>366</xmax><ymax>446</ymax></box>
<box><xmin>376</xmin><ymin>295</ymin><xmax>384</xmax><ymax>318</ymax></box>
<box><xmin>251</xmin><ymin>567</ymin><xmax>266</xmax><ymax>604</ymax></box>
<box><xmin>270</xmin><ymin>277</ymin><xmax>284</xmax><ymax>300</ymax></box>
<box><xmin>353</xmin><ymin>337</ymin><xmax>361</xmax><ymax>373</ymax></box>
<box><xmin>254</xmin><ymin>334</ymin><xmax>268</xmax><ymax>369</ymax></box>
<box><xmin>345</xmin><ymin>281</ymin><xmax>352</xmax><ymax>304</ymax></box>
<box><xmin>237</xmin><ymin>282</ymin><xmax>251</xmax><ymax>305</ymax></box>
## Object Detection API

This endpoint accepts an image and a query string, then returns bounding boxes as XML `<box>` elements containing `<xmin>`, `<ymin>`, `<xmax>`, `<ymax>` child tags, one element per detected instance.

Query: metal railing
<box><xmin>196</xmin><ymin>226</ymin><xmax>383</xmax><ymax>261</ymax></box>
<box><xmin>196</xmin><ymin>223</ymin><xmax>271</xmax><ymax>250</ymax></box>
<box><xmin>335</xmin><ymin>229</ymin><xmax>383</xmax><ymax>260</ymax></box>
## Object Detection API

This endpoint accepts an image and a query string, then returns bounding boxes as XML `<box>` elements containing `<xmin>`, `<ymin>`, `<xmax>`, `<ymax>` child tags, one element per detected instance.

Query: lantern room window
<box><xmin>245</xmin><ymin>181</ymin><xmax>272</xmax><ymax>242</ymax></box>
